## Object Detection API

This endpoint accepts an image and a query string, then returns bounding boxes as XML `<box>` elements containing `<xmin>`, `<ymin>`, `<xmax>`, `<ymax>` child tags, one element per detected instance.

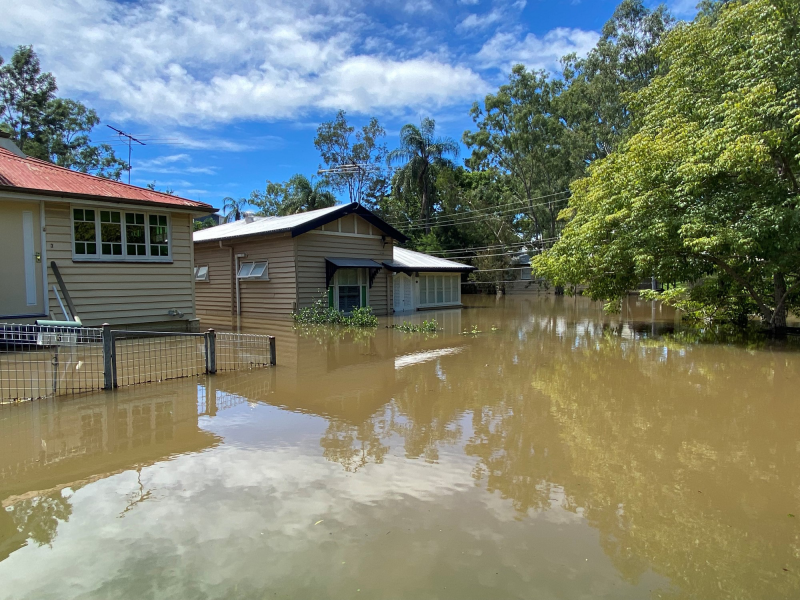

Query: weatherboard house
<box><xmin>0</xmin><ymin>133</ymin><xmax>215</xmax><ymax>329</ymax></box>
<box><xmin>192</xmin><ymin>203</ymin><xmax>475</xmax><ymax>319</ymax></box>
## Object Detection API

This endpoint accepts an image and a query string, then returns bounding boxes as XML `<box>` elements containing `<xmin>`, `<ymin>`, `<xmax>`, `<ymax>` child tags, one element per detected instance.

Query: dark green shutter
<box><xmin>328</xmin><ymin>286</ymin><xmax>334</xmax><ymax>308</ymax></box>
<box><xmin>361</xmin><ymin>285</ymin><xmax>367</xmax><ymax>307</ymax></box>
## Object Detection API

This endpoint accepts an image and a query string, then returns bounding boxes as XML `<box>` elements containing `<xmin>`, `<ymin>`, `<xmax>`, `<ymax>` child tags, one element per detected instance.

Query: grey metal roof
<box><xmin>384</xmin><ymin>247</ymin><xmax>475</xmax><ymax>273</ymax></box>
<box><xmin>193</xmin><ymin>202</ymin><xmax>408</xmax><ymax>243</ymax></box>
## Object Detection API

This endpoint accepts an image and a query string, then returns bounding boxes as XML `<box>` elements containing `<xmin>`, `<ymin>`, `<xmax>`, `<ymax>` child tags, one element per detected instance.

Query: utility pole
<box><xmin>107</xmin><ymin>125</ymin><xmax>145</xmax><ymax>185</ymax></box>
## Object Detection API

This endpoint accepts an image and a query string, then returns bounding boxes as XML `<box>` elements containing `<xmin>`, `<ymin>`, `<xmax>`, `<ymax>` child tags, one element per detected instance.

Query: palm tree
<box><xmin>387</xmin><ymin>117</ymin><xmax>459</xmax><ymax>233</ymax></box>
<box><xmin>222</xmin><ymin>196</ymin><xmax>250</xmax><ymax>223</ymax></box>
<box><xmin>279</xmin><ymin>175</ymin><xmax>337</xmax><ymax>215</ymax></box>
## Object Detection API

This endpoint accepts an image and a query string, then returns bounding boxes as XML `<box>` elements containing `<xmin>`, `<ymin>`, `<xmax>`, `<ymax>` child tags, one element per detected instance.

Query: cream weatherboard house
<box><xmin>193</xmin><ymin>203</ymin><xmax>474</xmax><ymax>319</ymax></box>
<box><xmin>0</xmin><ymin>134</ymin><xmax>215</xmax><ymax>330</ymax></box>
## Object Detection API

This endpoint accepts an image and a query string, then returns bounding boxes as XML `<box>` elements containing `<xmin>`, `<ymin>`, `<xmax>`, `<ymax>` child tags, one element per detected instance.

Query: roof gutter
<box><xmin>0</xmin><ymin>184</ymin><xmax>216</xmax><ymax>213</ymax></box>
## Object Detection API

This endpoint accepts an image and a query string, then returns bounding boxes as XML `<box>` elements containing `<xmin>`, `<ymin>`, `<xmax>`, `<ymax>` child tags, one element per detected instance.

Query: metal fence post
<box><xmin>268</xmin><ymin>335</ymin><xmax>276</xmax><ymax>366</ymax></box>
<box><xmin>102</xmin><ymin>323</ymin><xmax>114</xmax><ymax>390</ymax></box>
<box><xmin>206</xmin><ymin>329</ymin><xmax>217</xmax><ymax>374</ymax></box>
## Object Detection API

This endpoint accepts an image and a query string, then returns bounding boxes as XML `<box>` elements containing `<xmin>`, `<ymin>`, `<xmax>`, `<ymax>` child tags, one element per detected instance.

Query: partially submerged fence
<box><xmin>1</xmin><ymin>324</ymin><xmax>276</xmax><ymax>402</ymax></box>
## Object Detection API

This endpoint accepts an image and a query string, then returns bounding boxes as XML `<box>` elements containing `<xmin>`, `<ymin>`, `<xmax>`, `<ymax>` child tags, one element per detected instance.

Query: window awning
<box><xmin>325</xmin><ymin>257</ymin><xmax>384</xmax><ymax>288</ymax></box>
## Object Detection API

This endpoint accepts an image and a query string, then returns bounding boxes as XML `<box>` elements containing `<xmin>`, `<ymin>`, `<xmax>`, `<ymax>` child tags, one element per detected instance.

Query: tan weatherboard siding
<box><xmin>44</xmin><ymin>202</ymin><xmax>196</xmax><ymax>328</ymax></box>
<box><xmin>295</xmin><ymin>219</ymin><xmax>394</xmax><ymax>316</ymax></box>
<box><xmin>194</xmin><ymin>233</ymin><xmax>297</xmax><ymax>319</ymax></box>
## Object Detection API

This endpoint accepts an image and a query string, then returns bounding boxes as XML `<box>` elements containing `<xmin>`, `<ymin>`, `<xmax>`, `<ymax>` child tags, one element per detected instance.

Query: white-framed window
<box><xmin>237</xmin><ymin>261</ymin><xmax>269</xmax><ymax>280</ymax></box>
<box><xmin>418</xmin><ymin>274</ymin><xmax>461</xmax><ymax>307</ymax></box>
<box><xmin>195</xmin><ymin>265</ymin><xmax>209</xmax><ymax>282</ymax></box>
<box><xmin>72</xmin><ymin>206</ymin><xmax>171</xmax><ymax>262</ymax></box>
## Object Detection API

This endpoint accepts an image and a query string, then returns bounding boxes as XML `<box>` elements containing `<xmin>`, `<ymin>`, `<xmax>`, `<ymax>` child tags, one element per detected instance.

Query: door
<box><xmin>393</xmin><ymin>273</ymin><xmax>413</xmax><ymax>313</ymax></box>
<box><xmin>0</xmin><ymin>201</ymin><xmax>44</xmax><ymax>317</ymax></box>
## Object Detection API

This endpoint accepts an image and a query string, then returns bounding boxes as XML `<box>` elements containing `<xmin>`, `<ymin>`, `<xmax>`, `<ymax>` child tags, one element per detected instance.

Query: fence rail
<box><xmin>1</xmin><ymin>324</ymin><xmax>276</xmax><ymax>403</ymax></box>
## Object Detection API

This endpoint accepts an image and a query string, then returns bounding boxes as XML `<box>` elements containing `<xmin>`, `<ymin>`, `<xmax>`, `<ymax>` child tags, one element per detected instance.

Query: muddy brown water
<box><xmin>1</xmin><ymin>295</ymin><xmax>799</xmax><ymax>599</ymax></box>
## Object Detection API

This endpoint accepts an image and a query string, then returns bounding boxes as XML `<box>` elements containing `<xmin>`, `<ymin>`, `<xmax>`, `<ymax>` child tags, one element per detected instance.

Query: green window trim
<box><xmin>360</xmin><ymin>285</ymin><xmax>367</xmax><ymax>307</ymax></box>
<box><xmin>327</xmin><ymin>286</ymin><xmax>334</xmax><ymax>308</ymax></box>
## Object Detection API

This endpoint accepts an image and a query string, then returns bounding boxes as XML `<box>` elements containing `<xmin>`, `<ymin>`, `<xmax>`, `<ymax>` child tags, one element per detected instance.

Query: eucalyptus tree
<box><xmin>0</xmin><ymin>46</ymin><xmax>126</xmax><ymax>178</ymax></box>
<box><xmin>463</xmin><ymin>67</ymin><xmax>576</xmax><ymax>251</ymax></box>
<box><xmin>534</xmin><ymin>0</ymin><xmax>800</xmax><ymax>329</ymax></box>
<box><xmin>314</xmin><ymin>110</ymin><xmax>387</xmax><ymax>206</ymax></box>
<box><xmin>387</xmin><ymin>117</ymin><xmax>459</xmax><ymax>234</ymax></box>
<box><xmin>559</xmin><ymin>0</ymin><xmax>673</xmax><ymax>164</ymax></box>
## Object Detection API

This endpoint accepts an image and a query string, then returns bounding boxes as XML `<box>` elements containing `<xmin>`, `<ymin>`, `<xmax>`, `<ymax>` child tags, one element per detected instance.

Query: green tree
<box><xmin>314</xmin><ymin>110</ymin><xmax>387</xmax><ymax>205</ymax></box>
<box><xmin>0</xmin><ymin>46</ymin><xmax>126</xmax><ymax>179</ymax></box>
<box><xmin>559</xmin><ymin>0</ymin><xmax>673</xmax><ymax>163</ymax></box>
<box><xmin>534</xmin><ymin>0</ymin><xmax>800</xmax><ymax>329</ymax></box>
<box><xmin>463</xmin><ymin>68</ymin><xmax>575</xmax><ymax>252</ymax></box>
<box><xmin>222</xmin><ymin>196</ymin><xmax>250</xmax><ymax>222</ymax></box>
<box><xmin>387</xmin><ymin>118</ymin><xmax>459</xmax><ymax>234</ymax></box>
<box><xmin>250</xmin><ymin>174</ymin><xmax>336</xmax><ymax>216</ymax></box>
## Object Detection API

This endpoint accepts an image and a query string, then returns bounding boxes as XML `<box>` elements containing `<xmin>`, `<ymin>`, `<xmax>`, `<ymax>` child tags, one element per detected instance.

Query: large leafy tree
<box><xmin>534</xmin><ymin>0</ymin><xmax>800</xmax><ymax>329</ymax></box>
<box><xmin>314</xmin><ymin>110</ymin><xmax>387</xmax><ymax>206</ymax></box>
<box><xmin>0</xmin><ymin>46</ymin><xmax>126</xmax><ymax>179</ymax></box>
<box><xmin>387</xmin><ymin>118</ymin><xmax>459</xmax><ymax>233</ymax></box>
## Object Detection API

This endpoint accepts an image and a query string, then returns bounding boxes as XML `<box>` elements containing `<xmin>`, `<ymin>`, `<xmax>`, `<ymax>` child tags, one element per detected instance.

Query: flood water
<box><xmin>1</xmin><ymin>295</ymin><xmax>799</xmax><ymax>599</ymax></box>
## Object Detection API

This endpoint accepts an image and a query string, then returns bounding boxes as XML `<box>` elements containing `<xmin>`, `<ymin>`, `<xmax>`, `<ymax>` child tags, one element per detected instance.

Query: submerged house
<box><xmin>0</xmin><ymin>133</ymin><xmax>215</xmax><ymax>329</ymax></box>
<box><xmin>192</xmin><ymin>203</ymin><xmax>474</xmax><ymax>319</ymax></box>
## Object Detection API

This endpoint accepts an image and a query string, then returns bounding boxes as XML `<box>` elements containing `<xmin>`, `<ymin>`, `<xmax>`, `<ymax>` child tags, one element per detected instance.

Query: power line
<box><xmin>383</xmin><ymin>190</ymin><xmax>570</xmax><ymax>228</ymax></box>
<box><xmin>387</xmin><ymin>194</ymin><xmax>571</xmax><ymax>232</ymax></box>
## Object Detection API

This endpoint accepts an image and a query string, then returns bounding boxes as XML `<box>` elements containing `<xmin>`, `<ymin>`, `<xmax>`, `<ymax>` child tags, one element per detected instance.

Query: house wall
<box><xmin>194</xmin><ymin>233</ymin><xmax>297</xmax><ymax>319</ymax></box>
<box><xmin>295</xmin><ymin>216</ymin><xmax>395</xmax><ymax>316</ymax></box>
<box><xmin>44</xmin><ymin>201</ymin><xmax>197</xmax><ymax>329</ymax></box>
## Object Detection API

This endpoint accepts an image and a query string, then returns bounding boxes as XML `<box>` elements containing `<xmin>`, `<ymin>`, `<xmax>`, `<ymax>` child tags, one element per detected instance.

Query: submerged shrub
<box><xmin>389</xmin><ymin>319</ymin><xmax>439</xmax><ymax>333</ymax></box>
<box><xmin>293</xmin><ymin>297</ymin><xmax>378</xmax><ymax>328</ymax></box>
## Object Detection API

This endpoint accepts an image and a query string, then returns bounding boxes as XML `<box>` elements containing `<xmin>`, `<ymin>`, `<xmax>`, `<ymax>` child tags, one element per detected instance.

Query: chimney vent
<box><xmin>244</xmin><ymin>211</ymin><xmax>256</xmax><ymax>224</ymax></box>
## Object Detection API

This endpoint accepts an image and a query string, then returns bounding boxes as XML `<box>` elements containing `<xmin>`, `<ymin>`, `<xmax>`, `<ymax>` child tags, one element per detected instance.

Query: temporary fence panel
<box><xmin>112</xmin><ymin>332</ymin><xmax>207</xmax><ymax>388</ymax></box>
<box><xmin>1</xmin><ymin>324</ymin><xmax>276</xmax><ymax>403</ymax></box>
<box><xmin>1</xmin><ymin>324</ymin><xmax>104</xmax><ymax>402</ymax></box>
<box><xmin>215</xmin><ymin>332</ymin><xmax>276</xmax><ymax>372</ymax></box>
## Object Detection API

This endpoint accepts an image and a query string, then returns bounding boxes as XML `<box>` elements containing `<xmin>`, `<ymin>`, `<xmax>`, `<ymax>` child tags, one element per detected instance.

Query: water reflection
<box><xmin>1</xmin><ymin>296</ymin><xmax>799</xmax><ymax>599</ymax></box>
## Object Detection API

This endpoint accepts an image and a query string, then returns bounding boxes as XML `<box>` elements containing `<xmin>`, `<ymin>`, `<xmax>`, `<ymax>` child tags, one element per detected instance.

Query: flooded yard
<box><xmin>1</xmin><ymin>296</ymin><xmax>799</xmax><ymax>599</ymax></box>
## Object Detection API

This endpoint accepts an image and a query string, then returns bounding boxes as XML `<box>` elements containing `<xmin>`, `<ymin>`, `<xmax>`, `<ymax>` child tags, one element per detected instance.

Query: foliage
<box><xmin>0</xmin><ymin>46</ymin><xmax>127</xmax><ymax>179</ymax></box>
<box><xmin>314</xmin><ymin>110</ymin><xmax>387</xmax><ymax>205</ymax></box>
<box><xmin>387</xmin><ymin>118</ymin><xmax>459</xmax><ymax>233</ymax></box>
<box><xmin>221</xmin><ymin>196</ymin><xmax>250</xmax><ymax>222</ymax></box>
<box><xmin>293</xmin><ymin>297</ymin><xmax>378</xmax><ymax>327</ymax></box>
<box><xmin>251</xmin><ymin>174</ymin><xmax>336</xmax><ymax>216</ymax></box>
<box><xmin>534</xmin><ymin>0</ymin><xmax>800</xmax><ymax>329</ymax></box>
<box><xmin>389</xmin><ymin>319</ymin><xmax>439</xmax><ymax>333</ymax></box>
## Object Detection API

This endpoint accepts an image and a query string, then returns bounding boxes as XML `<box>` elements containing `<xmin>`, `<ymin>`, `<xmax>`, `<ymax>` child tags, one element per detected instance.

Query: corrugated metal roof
<box><xmin>193</xmin><ymin>205</ymin><xmax>345</xmax><ymax>242</ymax></box>
<box><xmin>192</xmin><ymin>203</ymin><xmax>409</xmax><ymax>243</ymax></box>
<box><xmin>387</xmin><ymin>247</ymin><xmax>475</xmax><ymax>272</ymax></box>
<box><xmin>0</xmin><ymin>146</ymin><xmax>213</xmax><ymax>211</ymax></box>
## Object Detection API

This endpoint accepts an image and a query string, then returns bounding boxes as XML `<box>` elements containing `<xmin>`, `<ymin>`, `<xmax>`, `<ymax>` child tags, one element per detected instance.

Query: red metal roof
<box><xmin>0</xmin><ymin>146</ymin><xmax>213</xmax><ymax>211</ymax></box>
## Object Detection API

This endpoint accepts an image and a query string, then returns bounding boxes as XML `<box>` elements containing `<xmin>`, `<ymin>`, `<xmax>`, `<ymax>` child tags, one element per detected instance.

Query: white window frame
<box><xmin>417</xmin><ymin>274</ymin><xmax>461</xmax><ymax>307</ymax></box>
<box><xmin>195</xmin><ymin>265</ymin><xmax>209</xmax><ymax>282</ymax></box>
<box><xmin>71</xmin><ymin>205</ymin><xmax>172</xmax><ymax>263</ymax></box>
<box><xmin>237</xmin><ymin>261</ymin><xmax>269</xmax><ymax>280</ymax></box>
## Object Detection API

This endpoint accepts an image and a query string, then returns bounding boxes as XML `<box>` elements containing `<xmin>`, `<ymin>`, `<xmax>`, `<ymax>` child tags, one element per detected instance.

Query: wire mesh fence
<box><xmin>1</xmin><ymin>324</ymin><xmax>104</xmax><ymax>402</ymax></box>
<box><xmin>216</xmin><ymin>332</ymin><xmax>275</xmax><ymax>372</ymax></box>
<box><xmin>113</xmin><ymin>332</ymin><xmax>207</xmax><ymax>387</ymax></box>
<box><xmin>1</xmin><ymin>324</ymin><xmax>275</xmax><ymax>403</ymax></box>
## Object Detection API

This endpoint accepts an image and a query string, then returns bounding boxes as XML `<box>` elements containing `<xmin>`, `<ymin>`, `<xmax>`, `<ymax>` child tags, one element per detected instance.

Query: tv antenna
<box><xmin>107</xmin><ymin>125</ymin><xmax>146</xmax><ymax>184</ymax></box>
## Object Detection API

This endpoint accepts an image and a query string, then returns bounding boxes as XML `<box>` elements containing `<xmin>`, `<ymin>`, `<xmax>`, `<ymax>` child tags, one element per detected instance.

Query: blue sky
<box><xmin>1</xmin><ymin>0</ymin><xmax>696</xmax><ymax>211</ymax></box>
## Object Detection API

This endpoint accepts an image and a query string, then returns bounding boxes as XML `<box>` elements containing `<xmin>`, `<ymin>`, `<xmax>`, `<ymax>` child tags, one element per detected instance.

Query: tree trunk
<box><xmin>554</xmin><ymin>285</ymin><xmax>565</xmax><ymax>296</ymax></box>
<box><xmin>772</xmin><ymin>271</ymin><xmax>788</xmax><ymax>330</ymax></box>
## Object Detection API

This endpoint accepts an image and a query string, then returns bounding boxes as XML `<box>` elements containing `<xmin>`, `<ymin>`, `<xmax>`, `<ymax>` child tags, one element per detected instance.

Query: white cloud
<box><xmin>0</xmin><ymin>0</ymin><xmax>487</xmax><ymax>126</ymax></box>
<box><xmin>670</xmin><ymin>0</ymin><xmax>699</xmax><ymax>18</ymax></box>
<box><xmin>457</xmin><ymin>1</ymin><xmax>526</xmax><ymax>33</ymax></box>
<box><xmin>476</xmin><ymin>27</ymin><xmax>600</xmax><ymax>73</ymax></box>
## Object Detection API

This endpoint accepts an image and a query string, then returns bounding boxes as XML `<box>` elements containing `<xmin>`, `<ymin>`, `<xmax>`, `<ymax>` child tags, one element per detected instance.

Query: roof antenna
<box><xmin>107</xmin><ymin>125</ymin><xmax>146</xmax><ymax>185</ymax></box>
